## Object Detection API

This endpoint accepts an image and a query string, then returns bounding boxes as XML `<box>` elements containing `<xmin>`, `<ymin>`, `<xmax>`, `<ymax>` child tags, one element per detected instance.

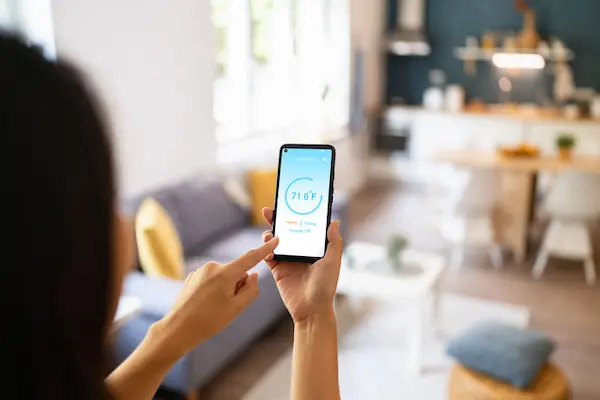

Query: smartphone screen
<box><xmin>272</xmin><ymin>145</ymin><xmax>335</xmax><ymax>261</ymax></box>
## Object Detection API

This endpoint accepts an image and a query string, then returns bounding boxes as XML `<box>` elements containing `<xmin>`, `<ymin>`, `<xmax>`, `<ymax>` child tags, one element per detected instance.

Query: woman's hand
<box><xmin>107</xmin><ymin>238</ymin><xmax>280</xmax><ymax>400</ymax></box>
<box><xmin>261</xmin><ymin>207</ymin><xmax>343</xmax><ymax>323</ymax></box>
<box><xmin>153</xmin><ymin>236</ymin><xmax>280</xmax><ymax>359</ymax></box>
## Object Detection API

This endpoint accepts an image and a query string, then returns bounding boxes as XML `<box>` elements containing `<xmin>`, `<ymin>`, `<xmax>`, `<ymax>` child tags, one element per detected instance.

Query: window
<box><xmin>212</xmin><ymin>0</ymin><xmax>350</xmax><ymax>143</ymax></box>
<box><xmin>0</xmin><ymin>0</ymin><xmax>56</xmax><ymax>58</ymax></box>
<box><xmin>0</xmin><ymin>0</ymin><xmax>18</xmax><ymax>29</ymax></box>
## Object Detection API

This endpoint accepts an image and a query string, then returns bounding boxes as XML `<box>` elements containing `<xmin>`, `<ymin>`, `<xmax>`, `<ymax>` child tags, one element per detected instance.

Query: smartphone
<box><xmin>272</xmin><ymin>144</ymin><xmax>336</xmax><ymax>263</ymax></box>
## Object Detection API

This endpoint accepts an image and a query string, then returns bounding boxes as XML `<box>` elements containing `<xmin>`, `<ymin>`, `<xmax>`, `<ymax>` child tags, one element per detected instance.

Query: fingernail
<box><xmin>265</xmin><ymin>253</ymin><xmax>274</xmax><ymax>260</ymax></box>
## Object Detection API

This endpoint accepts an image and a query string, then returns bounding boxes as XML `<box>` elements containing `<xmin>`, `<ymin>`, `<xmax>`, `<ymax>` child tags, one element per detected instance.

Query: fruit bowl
<box><xmin>497</xmin><ymin>143</ymin><xmax>539</xmax><ymax>158</ymax></box>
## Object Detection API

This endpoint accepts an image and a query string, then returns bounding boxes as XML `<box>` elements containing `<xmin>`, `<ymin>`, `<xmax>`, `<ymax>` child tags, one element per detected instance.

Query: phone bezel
<box><xmin>271</xmin><ymin>143</ymin><xmax>336</xmax><ymax>264</ymax></box>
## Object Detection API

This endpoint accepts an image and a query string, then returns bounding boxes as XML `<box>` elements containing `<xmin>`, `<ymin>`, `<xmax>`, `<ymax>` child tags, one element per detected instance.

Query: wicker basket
<box><xmin>449</xmin><ymin>363</ymin><xmax>570</xmax><ymax>400</ymax></box>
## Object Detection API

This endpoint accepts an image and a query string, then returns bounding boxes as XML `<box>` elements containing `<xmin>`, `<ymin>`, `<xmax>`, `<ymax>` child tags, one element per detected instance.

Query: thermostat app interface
<box><xmin>274</xmin><ymin>148</ymin><xmax>334</xmax><ymax>258</ymax></box>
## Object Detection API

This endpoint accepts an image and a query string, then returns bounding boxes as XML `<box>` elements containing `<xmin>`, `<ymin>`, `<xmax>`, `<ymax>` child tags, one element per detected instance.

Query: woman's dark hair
<box><xmin>1</xmin><ymin>32</ymin><xmax>115</xmax><ymax>399</ymax></box>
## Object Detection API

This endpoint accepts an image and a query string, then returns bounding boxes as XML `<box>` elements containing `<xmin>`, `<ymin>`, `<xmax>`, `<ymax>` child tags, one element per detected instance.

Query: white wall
<box><xmin>350</xmin><ymin>0</ymin><xmax>385</xmax><ymax>114</ymax></box>
<box><xmin>51</xmin><ymin>0</ymin><xmax>217</xmax><ymax>197</ymax></box>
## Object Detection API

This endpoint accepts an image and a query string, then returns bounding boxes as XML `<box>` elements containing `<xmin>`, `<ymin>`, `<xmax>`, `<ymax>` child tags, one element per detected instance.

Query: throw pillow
<box><xmin>246</xmin><ymin>168</ymin><xmax>277</xmax><ymax>225</ymax></box>
<box><xmin>135</xmin><ymin>198</ymin><xmax>184</xmax><ymax>280</ymax></box>
<box><xmin>446</xmin><ymin>322</ymin><xmax>556</xmax><ymax>389</ymax></box>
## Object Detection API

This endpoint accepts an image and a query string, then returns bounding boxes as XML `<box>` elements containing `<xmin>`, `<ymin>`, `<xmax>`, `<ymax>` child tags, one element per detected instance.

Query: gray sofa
<box><xmin>114</xmin><ymin>178</ymin><xmax>348</xmax><ymax>395</ymax></box>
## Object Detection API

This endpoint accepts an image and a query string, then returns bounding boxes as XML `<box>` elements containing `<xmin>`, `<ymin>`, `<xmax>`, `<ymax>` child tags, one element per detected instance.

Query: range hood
<box><xmin>388</xmin><ymin>0</ymin><xmax>431</xmax><ymax>56</ymax></box>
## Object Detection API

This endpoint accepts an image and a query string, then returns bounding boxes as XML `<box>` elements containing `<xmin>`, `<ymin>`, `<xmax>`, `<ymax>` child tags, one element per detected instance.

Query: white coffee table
<box><xmin>336</xmin><ymin>242</ymin><xmax>445</xmax><ymax>375</ymax></box>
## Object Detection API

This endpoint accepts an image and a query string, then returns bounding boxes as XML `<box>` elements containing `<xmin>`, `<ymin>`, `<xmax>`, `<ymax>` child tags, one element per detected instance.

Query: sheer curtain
<box><xmin>213</xmin><ymin>0</ymin><xmax>351</xmax><ymax>143</ymax></box>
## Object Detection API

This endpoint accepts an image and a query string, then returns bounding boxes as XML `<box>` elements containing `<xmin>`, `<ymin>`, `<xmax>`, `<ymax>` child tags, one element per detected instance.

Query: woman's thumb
<box><xmin>328</xmin><ymin>220</ymin><xmax>341</xmax><ymax>239</ymax></box>
<box><xmin>325</xmin><ymin>221</ymin><xmax>343</xmax><ymax>258</ymax></box>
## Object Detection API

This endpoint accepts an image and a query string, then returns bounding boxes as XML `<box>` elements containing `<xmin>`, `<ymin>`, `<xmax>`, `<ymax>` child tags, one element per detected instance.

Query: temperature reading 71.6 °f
<box><xmin>291</xmin><ymin>191</ymin><xmax>318</xmax><ymax>201</ymax></box>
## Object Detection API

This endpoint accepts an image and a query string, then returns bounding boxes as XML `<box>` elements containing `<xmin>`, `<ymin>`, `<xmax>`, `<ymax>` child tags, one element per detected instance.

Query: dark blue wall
<box><xmin>386</xmin><ymin>0</ymin><xmax>600</xmax><ymax>105</ymax></box>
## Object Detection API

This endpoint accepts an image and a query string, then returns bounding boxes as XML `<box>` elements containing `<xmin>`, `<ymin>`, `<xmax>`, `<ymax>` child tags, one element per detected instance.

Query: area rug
<box><xmin>243</xmin><ymin>294</ymin><xmax>530</xmax><ymax>400</ymax></box>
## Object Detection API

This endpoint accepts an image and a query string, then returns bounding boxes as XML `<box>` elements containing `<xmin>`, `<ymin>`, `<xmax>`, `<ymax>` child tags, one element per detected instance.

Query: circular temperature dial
<box><xmin>284</xmin><ymin>177</ymin><xmax>323</xmax><ymax>215</ymax></box>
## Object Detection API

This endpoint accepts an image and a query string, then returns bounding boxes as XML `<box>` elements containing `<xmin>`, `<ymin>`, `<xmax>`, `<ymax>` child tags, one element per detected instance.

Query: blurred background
<box><xmin>3</xmin><ymin>0</ymin><xmax>600</xmax><ymax>399</ymax></box>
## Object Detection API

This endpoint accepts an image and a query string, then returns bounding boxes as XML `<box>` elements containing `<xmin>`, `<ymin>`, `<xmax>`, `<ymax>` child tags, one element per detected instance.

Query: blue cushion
<box><xmin>446</xmin><ymin>322</ymin><xmax>555</xmax><ymax>389</ymax></box>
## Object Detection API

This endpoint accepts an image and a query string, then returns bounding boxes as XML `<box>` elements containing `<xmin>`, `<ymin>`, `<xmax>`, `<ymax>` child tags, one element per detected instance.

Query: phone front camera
<box><xmin>284</xmin><ymin>148</ymin><xmax>288</xmax><ymax>152</ymax></box>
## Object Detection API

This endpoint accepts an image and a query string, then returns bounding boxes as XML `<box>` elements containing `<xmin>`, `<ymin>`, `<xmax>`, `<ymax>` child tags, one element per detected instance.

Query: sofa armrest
<box><xmin>123</xmin><ymin>272</ymin><xmax>184</xmax><ymax>320</ymax></box>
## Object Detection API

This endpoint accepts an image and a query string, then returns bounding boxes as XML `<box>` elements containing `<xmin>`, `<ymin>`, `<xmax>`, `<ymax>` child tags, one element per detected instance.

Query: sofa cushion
<box><xmin>135</xmin><ymin>199</ymin><xmax>185</xmax><ymax>280</ymax></box>
<box><xmin>121</xmin><ymin>186</ymin><xmax>182</xmax><ymax>223</ymax></box>
<box><xmin>169</xmin><ymin>179</ymin><xmax>250</xmax><ymax>254</ymax></box>
<box><xmin>120</xmin><ymin>189</ymin><xmax>184</xmax><ymax>272</ymax></box>
<box><xmin>202</xmin><ymin>227</ymin><xmax>267</xmax><ymax>263</ymax></box>
<box><xmin>246</xmin><ymin>168</ymin><xmax>278</xmax><ymax>226</ymax></box>
<box><xmin>185</xmin><ymin>256</ymin><xmax>223</xmax><ymax>275</ymax></box>
<box><xmin>446</xmin><ymin>322</ymin><xmax>556</xmax><ymax>389</ymax></box>
<box><xmin>123</xmin><ymin>272</ymin><xmax>184</xmax><ymax>319</ymax></box>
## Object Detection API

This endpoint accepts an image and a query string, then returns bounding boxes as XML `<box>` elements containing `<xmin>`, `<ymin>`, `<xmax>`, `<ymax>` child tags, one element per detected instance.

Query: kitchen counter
<box><xmin>386</xmin><ymin>105</ymin><xmax>600</xmax><ymax>125</ymax></box>
<box><xmin>372</xmin><ymin>104</ymin><xmax>600</xmax><ymax>187</ymax></box>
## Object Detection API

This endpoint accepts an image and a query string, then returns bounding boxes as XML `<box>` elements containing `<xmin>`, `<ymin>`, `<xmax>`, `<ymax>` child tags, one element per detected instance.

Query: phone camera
<box><xmin>284</xmin><ymin>149</ymin><xmax>288</xmax><ymax>152</ymax></box>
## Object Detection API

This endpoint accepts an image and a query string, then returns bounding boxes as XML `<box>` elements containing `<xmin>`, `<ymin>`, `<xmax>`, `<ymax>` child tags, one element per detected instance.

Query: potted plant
<box><xmin>387</xmin><ymin>234</ymin><xmax>409</xmax><ymax>272</ymax></box>
<box><xmin>556</xmin><ymin>133</ymin><xmax>576</xmax><ymax>161</ymax></box>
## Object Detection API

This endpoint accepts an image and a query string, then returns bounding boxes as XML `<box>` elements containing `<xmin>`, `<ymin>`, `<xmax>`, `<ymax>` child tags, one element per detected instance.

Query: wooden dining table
<box><xmin>432</xmin><ymin>150</ymin><xmax>600</xmax><ymax>264</ymax></box>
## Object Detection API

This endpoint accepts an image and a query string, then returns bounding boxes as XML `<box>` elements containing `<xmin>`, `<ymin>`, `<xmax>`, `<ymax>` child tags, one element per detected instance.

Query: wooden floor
<box><xmin>193</xmin><ymin>183</ymin><xmax>600</xmax><ymax>400</ymax></box>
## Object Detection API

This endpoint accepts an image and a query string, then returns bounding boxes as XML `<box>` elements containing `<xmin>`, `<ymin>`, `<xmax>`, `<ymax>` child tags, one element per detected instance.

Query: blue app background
<box><xmin>274</xmin><ymin>147</ymin><xmax>333</xmax><ymax>258</ymax></box>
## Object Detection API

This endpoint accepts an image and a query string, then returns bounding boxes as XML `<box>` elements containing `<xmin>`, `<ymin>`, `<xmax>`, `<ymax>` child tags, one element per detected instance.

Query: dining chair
<box><xmin>532</xmin><ymin>171</ymin><xmax>600</xmax><ymax>285</ymax></box>
<box><xmin>429</xmin><ymin>165</ymin><xmax>504</xmax><ymax>272</ymax></box>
